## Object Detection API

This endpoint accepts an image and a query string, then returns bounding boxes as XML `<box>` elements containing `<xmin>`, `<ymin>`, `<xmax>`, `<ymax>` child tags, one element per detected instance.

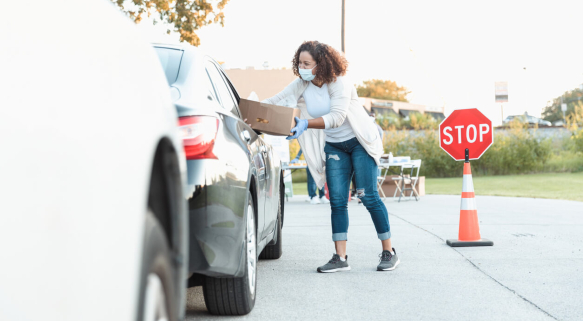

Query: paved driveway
<box><xmin>186</xmin><ymin>195</ymin><xmax>583</xmax><ymax>320</ymax></box>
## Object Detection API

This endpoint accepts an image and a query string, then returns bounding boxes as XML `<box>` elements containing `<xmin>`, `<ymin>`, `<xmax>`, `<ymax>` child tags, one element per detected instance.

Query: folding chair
<box><xmin>377</xmin><ymin>164</ymin><xmax>388</xmax><ymax>200</ymax></box>
<box><xmin>389</xmin><ymin>156</ymin><xmax>411</xmax><ymax>199</ymax></box>
<box><xmin>377</xmin><ymin>155</ymin><xmax>395</xmax><ymax>201</ymax></box>
<box><xmin>392</xmin><ymin>175</ymin><xmax>403</xmax><ymax>198</ymax></box>
<box><xmin>398</xmin><ymin>159</ymin><xmax>422</xmax><ymax>202</ymax></box>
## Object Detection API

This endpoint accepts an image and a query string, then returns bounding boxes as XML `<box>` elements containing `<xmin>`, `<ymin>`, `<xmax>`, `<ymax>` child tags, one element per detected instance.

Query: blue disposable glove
<box><xmin>286</xmin><ymin>117</ymin><xmax>308</xmax><ymax>140</ymax></box>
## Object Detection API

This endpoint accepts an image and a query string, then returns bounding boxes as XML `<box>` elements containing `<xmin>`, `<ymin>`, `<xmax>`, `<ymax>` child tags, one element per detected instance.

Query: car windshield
<box><xmin>154</xmin><ymin>47</ymin><xmax>184</xmax><ymax>85</ymax></box>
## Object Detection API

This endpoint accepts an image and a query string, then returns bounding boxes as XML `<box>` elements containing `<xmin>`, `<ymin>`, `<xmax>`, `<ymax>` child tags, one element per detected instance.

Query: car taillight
<box><xmin>178</xmin><ymin>116</ymin><xmax>219</xmax><ymax>160</ymax></box>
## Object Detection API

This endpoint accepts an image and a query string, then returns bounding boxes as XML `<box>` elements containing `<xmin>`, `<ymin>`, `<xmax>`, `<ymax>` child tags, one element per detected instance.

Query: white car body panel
<box><xmin>0</xmin><ymin>1</ymin><xmax>184</xmax><ymax>320</ymax></box>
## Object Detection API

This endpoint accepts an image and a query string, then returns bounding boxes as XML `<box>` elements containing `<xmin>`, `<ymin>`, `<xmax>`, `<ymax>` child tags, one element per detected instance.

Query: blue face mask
<box><xmin>299</xmin><ymin>65</ymin><xmax>317</xmax><ymax>81</ymax></box>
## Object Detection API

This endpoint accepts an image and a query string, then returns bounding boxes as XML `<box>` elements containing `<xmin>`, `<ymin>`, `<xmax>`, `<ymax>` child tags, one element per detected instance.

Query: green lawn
<box><xmin>292</xmin><ymin>182</ymin><xmax>308</xmax><ymax>196</ymax></box>
<box><xmin>426</xmin><ymin>172</ymin><xmax>583</xmax><ymax>202</ymax></box>
<box><xmin>293</xmin><ymin>172</ymin><xmax>583</xmax><ymax>202</ymax></box>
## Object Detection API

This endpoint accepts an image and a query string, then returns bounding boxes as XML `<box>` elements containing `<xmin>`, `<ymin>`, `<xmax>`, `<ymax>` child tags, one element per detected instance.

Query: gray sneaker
<box><xmin>377</xmin><ymin>248</ymin><xmax>400</xmax><ymax>271</ymax></box>
<box><xmin>317</xmin><ymin>254</ymin><xmax>351</xmax><ymax>273</ymax></box>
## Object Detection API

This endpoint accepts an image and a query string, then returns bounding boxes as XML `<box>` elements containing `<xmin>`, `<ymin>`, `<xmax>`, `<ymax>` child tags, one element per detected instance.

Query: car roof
<box><xmin>151</xmin><ymin>42</ymin><xmax>183</xmax><ymax>50</ymax></box>
<box><xmin>152</xmin><ymin>42</ymin><xmax>204</xmax><ymax>57</ymax></box>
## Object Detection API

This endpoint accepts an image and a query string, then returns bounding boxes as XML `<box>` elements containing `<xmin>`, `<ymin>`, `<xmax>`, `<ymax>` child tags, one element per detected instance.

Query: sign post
<box><xmin>439</xmin><ymin>108</ymin><xmax>494</xmax><ymax>247</ymax></box>
<box><xmin>495</xmin><ymin>81</ymin><xmax>508</xmax><ymax>124</ymax></box>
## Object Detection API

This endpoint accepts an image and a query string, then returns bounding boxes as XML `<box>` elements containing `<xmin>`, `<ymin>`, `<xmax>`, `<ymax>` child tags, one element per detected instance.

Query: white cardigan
<box><xmin>263</xmin><ymin>76</ymin><xmax>383</xmax><ymax>189</ymax></box>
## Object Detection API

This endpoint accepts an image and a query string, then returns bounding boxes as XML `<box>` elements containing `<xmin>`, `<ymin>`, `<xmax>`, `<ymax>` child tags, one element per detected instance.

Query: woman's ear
<box><xmin>312</xmin><ymin>65</ymin><xmax>317</xmax><ymax>75</ymax></box>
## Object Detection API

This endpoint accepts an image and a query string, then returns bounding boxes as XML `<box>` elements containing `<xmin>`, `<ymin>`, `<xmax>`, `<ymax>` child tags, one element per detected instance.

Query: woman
<box><xmin>263</xmin><ymin>41</ymin><xmax>400</xmax><ymax>272</ymax></box>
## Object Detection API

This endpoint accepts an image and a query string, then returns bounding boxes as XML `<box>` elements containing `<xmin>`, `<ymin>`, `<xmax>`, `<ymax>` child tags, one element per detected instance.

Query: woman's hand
<box><xmin>286</xmin><ymin>117</ymin><xmax>308</xmax><ymax>140</ymax></box>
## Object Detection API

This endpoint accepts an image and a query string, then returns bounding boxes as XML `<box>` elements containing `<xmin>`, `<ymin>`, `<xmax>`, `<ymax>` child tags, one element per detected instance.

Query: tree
<box><xmin>356</xmin><ymin>79</ymin><xmax>410</xmax><ymax>102</ymax></box>
<box><xmin>111</xmin><ymin>0</ymin><xmax>230</xmax><ymax>46</ymax></box>
<box><xmin>541</xmin><ymin>86</ymin><xmax>583</xmax><ymax>123</ymax></box>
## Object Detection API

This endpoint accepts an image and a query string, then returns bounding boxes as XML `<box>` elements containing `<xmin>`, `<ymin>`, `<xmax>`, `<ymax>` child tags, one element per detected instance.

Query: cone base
<box><xmin>446</xmin><ymin>238</ymin><xmax>493</xmax><ymax>247</ymax></box>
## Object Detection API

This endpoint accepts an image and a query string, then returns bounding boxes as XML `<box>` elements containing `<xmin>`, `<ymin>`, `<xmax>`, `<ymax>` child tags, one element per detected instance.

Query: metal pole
<box><xmin>561</xmin><ymin>96</ymin><xmax>566</xmax><ymax>122</ymax></box>
<box><xmin>523</xmin><ymin>67</ymin><xmax>527</xmax><ymax>116</ymax></box>
<box><xmin>501</xmin><ymin>103</ymin><xmax>504</xmax><ymax>125</ymax></box>
<box><xmin>341</xmin><ymin>0</ymin><xmax>345</xmax><ymax>53</ymax></box>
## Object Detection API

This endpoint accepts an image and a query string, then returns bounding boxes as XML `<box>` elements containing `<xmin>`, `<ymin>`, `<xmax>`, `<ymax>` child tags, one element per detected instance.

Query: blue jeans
<box><xmin>325</xmin><ymin>137</ymin><xmax>391</xmax><ymax>241</ymax></box>
<box><xmin>307</xmin><ymin>169</ymin><xmax>325</xmax><ymax>198</ymax></box>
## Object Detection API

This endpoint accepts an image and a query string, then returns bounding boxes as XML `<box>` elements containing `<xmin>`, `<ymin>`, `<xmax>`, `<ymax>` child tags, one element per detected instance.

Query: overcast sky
<box><xmin>139</xmin><ymin>0</ymin><xmax>583</xmax><ymax>124</ymax></box>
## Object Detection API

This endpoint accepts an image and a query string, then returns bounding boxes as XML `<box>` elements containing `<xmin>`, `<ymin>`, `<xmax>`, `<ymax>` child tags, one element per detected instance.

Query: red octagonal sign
<box><xmin>439</xmin><ymin>108</ymin><xmax>493</xmax><ymax>161</ymax></box>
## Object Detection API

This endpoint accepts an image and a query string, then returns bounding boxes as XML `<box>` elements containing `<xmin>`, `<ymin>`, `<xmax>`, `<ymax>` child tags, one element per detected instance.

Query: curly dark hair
<box><xmin>292</xmin><ymin>41</ymin><xmax>348</xmax><ymax>84</ymax></box>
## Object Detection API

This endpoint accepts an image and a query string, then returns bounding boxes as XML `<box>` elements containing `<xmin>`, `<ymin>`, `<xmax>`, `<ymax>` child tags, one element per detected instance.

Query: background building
<box><xmin>225</xmin><ymin>67</ymin><xmax>296</xmax><ymax>100</ymax></box>
<box><xmin>360</xmin><ymin>98</ymin><xmax>445</xmax><ymax>120</ymax></box>
<box><xmin>225</xmin><ymin>68</ymin><xmax>445</xmax><ymax>120</ymax></box>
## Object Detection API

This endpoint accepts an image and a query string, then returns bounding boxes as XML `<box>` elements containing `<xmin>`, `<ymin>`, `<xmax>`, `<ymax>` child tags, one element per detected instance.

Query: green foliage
<box><xmin>566</xmin><ymin>101</ymin><xmax>583</xmax><ymax>153</ymax></box>
<box><xmin>111</xmin><ymin>0</ymin><xmax>230</xmax><ymax>46</ymax></box>
<box><xmin>289</xmin><ymin>119</ymin><xmax>580</xmax><ymax>181</ymax></box>
<box><xmin>572</xmin><ymin>129</ymin><xmax>583</xmax><ymax>153</ymax></box>
<box><xmin>541</xmin><ymin>86</ymin><xmax>583</xmax><ymax>123</ymax></box>
<box><xmin>403</xmin><ymin>130</ymin><xmax>463</xmax><ymax>177</ymax></box>
<box><xmin>406</xmin><ymin>112</ymin><xmax>438</xmax><ymax>130</ymax></box>
<box><xmin>376</xmin><ymin>112</ymin><xmax>438</xmax><ymax>130</ymax></box>
<box><xmin>376</xmin><ymin>113</ymin><xmax>402</xmax><ymax>130</ymax></box>
<box><xmin>543</xmin><ymin>151</ymin><xmax>583</xmax><ymax>173</ymax></box>
<box><xmin>472</xmin><ymin>122</ymin><xmax>552</xmax><ymax>176</ymax></box>
<box><xmin>382</xmin><ymin>124</ymin><xmax>561</xmax><ymax>178</ymax></box>
<box><xmin>356</xmin><ymin>79</ymin><xmax>410</xmax><ymax>102</ymax></box>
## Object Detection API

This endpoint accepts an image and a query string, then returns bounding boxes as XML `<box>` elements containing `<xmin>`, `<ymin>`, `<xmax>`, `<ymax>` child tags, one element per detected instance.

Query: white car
<box><xmin>0</xmin><ymin>1</ymin><xmax>188</xmax><ymax>321</ymax></box>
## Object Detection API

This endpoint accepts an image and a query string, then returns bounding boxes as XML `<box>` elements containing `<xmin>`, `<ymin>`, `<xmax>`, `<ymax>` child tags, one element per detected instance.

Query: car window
<box><xmin>153</xmin><ymin>47</ymin><xmax>183</xmax><ymax>85</ymax></box>
<box><xmin>205</xmin><ymin>60</ymin><xmax>239</xmax><ymax>117</ymax></box>
<box><xmin>203</xmin><ymin>68</ymin><xmax>219</xmax><ymax>103</ymax></box>
<box><xmin>219</xmin><ymin>71</ymin><xmax>242</xmax><ymax>117</ymax></box>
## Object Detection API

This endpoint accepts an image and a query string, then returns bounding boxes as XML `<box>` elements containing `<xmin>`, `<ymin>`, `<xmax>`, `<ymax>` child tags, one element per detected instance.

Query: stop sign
<box><xmin>439</xmin><ymin>108</ymin><xmax>493</xmax><ymax>161</ymax></box>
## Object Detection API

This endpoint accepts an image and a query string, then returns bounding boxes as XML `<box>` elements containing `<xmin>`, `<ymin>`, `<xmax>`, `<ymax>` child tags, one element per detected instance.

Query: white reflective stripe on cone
<box><xmin>462</xmin><ymin>175</ymin><xmax>474</xmax><ymax>192</ymax></box>
<box><xmin>460</xmin><ymin>197</ymin><xmax>477</xmax><ymax>210</ymax></box>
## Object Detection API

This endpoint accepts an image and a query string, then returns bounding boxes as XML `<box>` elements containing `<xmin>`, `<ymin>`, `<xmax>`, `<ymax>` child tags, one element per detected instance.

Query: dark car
<box><xmin>152</xmin><ymin>43</ymin><xmax>284</xmax><ymax>315</ymax></box>
<box><xmin>503</xmin><ymin>115</ymin><xmax>552</xmax><ymax>126</ymax></box>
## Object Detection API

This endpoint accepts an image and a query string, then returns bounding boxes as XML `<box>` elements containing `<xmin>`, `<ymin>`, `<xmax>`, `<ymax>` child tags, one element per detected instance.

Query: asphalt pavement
<box><xmin>185</xmin><ymin>194</ymin><xmax>583</xmax><ymax>321</ymax></box>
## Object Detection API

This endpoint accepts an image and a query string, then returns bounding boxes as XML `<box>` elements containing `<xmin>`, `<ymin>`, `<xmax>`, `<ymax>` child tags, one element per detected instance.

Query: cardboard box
<box><xmin>239</xmin><ymin>99</ymin><xmax>301</xmax><ymax>136</ymax></box>
<box><xmin>379</xmin><ymin>176</ymin><xmax>425</xmax><ymax>198</ymax></box>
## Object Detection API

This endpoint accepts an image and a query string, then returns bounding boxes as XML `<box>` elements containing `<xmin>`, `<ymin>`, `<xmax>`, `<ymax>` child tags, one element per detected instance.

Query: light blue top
<box><xmin>303</xmin><ymin>82</ymin><xmax>355</xmax><ymax>143</ymax></box>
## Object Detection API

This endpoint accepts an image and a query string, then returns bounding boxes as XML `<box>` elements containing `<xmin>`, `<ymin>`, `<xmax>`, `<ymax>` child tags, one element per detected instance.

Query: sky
<box><xmin>139</xmin><ymin>0</ymin><xmax>583</xmax><ymax>125</ymax></box>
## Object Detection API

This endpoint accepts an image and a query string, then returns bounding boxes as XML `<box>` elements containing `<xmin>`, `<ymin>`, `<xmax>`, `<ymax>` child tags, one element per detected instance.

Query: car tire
<box><xmin>279</xmin><ymin>176</ymin><xmax>285</xmax><ymax>227</ymax></box>
<box><xmin>202</xmin><ymin>191</ymin><xmax>257</xmax><ymax>315</ymax></box>
<box><xmin>137</xmin><ymin>210</ymin><xmax>176</xmax><ymax>321</ymax></box>
<box><xmin>259</xmin><ymin>195</ymin><xmax>282</xmax><ymax>260</ymax></box>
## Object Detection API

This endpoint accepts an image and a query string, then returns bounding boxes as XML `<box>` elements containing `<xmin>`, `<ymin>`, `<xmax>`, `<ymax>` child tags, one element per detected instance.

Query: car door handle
<box><xmin>242</xmin><ymin>130</ymin><xmax>251</xmax><ymax>142</ymax></box>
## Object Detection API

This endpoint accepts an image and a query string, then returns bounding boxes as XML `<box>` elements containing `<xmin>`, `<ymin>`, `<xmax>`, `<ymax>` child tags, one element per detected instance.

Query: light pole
<box><xmin>341</xmin><ymin>0</ymin><xmax>345</xmax><ymax>53</ymax></box>
<box><xmin>561</xmin><ymin>96</ymin><xmax>567</xmax><ymax>123</ymax></box>
<box><xmin>523</xmin><ymin>67</ymin><xmax>528</xmax><ymax>116</ymax></box>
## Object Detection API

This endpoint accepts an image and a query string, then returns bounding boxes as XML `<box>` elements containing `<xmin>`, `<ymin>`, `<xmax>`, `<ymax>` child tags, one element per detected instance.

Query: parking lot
<box><xmin>3</xmin><ymin>2</ymin><xmax>583</xmax><ymax>321</ymax></box>
<box><xmin>185</xmin><ymin>195</ymin><xmax>583</xmax><ymax>321</ymax></box>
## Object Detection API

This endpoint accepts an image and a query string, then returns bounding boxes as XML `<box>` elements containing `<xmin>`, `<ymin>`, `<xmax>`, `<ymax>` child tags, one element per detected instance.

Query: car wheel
<box><xmin>137</xmin><ymin>210</ymin><xmax>176</xmax><ymax>321</ymax></box>
<box><xmin>202</xmin><ymin>191</ymin><xmax>257</xmax><ymax>315</ymax></box>
<box><xmin>280</xmin><ymin>176</ymin><xmax>285</xmax><ymax>227</ymax></box>
<box><xmin>259</xmin><ymin>194</ymin><xmax>282</xmax><ymax>260</ymax></box>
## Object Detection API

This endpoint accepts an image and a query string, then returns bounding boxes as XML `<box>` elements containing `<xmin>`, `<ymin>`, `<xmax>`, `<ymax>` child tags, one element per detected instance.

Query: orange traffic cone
<box><xmin>446</xmin><ymin>159</ymin><xmax>493</xmax><ymax>247</ymax></box>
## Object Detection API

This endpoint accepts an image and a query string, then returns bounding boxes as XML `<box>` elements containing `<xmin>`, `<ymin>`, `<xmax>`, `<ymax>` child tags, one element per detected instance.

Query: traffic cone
<box><xmin>446</xmin><ymin>162</ymin><xmax>493</xmax><ymax>247</ymax></box>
